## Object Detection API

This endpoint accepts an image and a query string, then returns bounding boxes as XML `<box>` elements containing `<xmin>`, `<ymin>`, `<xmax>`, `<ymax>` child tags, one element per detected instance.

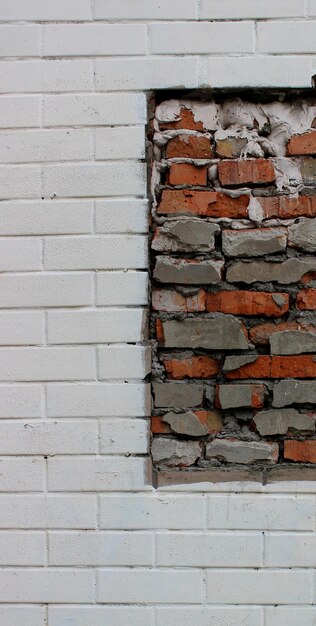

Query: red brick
<box><xmin>164</xmin><ymin>356</ymin><xmax>220</xmax><ymax>379</ymax></box>
<box><xmin>258</xmin><ymin>195</ymin><xmax>316</xmax><ymax>219</ymax></box>
<box><xmin>287</xmin><ymin>130</ymin><xmax>316</xmax><ymax>156</ymax></box>
<box><xmin>226</xmin><ymin>355</ymin><xmax>316</xmax><ymax>379</ymax></box>
<box><xmin>157</xmin><ymin>189</ymin><xmax>249</xmax><ymax>217</ymax></box>
<box><xmin>206</xmin><ymin>290</ymin><xmax>289</xmax><ymax>317</ymax></box>
<box><xmin>151</xmin><ymin>416</ymin><xmax>171</xmax><ymax>434</ymax></box>
<box><xmin>249</xmin><ymin>321</ymin><xmax>303</xmax><ymax>345</ymax></box>
<box><xmin>284</xmin><ymin>440</ymin><xmax>316</xmax><ymax>463</ymax></box>
<box><xmin>166</xmin><ymin>135</ymin><xmax>212</xmax><ymax>159</ymax></box>
<box><xmin>156</xmin><ymin>319</ymin><xmax>164</xmax><ymax>342</ymax></box>
<box><xmin>297</xmin><ymin>289</ymin><xmax>316</xmax><ymax>310</ymax></box>
<box><xmin>218</xmin><ymin>158</ymin><xmax>276</xmax><ymax>186</ymax></box>
<box><xmin>160</xmin><ymin>107</ymin><xmax>204</xmax><ymax>131</ymax></box>
<box><xmin>167</xmin><ymin>163</ymin><xmax>208</xmax><ymax>186</ymax></box>
<box><xmin>152</xmin><ymin>289</ymin><xmax>206</xmax><ymax>312</ymax></box>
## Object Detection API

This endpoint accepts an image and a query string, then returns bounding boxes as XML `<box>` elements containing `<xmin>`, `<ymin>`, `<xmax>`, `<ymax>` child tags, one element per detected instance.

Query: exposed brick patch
<box><xmin>151</xmin><ymin>94</ymin><xmax>316</xmax><ymax>473</ymax></box>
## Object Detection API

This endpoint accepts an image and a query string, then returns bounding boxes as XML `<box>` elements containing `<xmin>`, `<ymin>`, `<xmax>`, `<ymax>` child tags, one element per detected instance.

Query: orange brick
<box><xmin>287</xmin><ymin>130</ymin><xmax>316</xmax><ymax>156</ymax></box>
<box><xmin>164</xmin><ymin>356</ymin><xmax>220</xmax><ymax>379</ymax></box>
<box><xmin>249</xmin><ymin>321</ymin><xmax>301</xmax><ymax>345</ymax></box>
<box><xmin>297</xmin><ymin>289</ymin><xmax>316</xmax><ymax>310</ymax></box>
<box><xmin>218</xmin><ymin>158</ymin><xmax>275</xmax><ymax>186</ymax></box>
<box><xmin>166</xmin><ymin>135</ymin><xmax>212</xmax><ymax>159</ymax></box>
<box><xmin>284</xmin><ymin>440</ymin><xmax>316</xmax><ymax>463</ymax></box>
<box><xmin>258</xmin><ymin>195</ymin><xmax>316</xmax><ymax>219</ymax></box>
<box><xmin>157</xmin><ymin>189</ymin><xmax>249</xmax><ymax>217</ymax></box>
<box><xmin>167</xmin><ymin>163</ymin><xmax>208</xmax><ymax>186</ymax></box>
<box><xmin>160</xmin><ymin>107</ymin><xmax>204</xmax><ymax>131</ymax></box>
<box><xmin>226</xmin><ymin>355</ymin><xmax>316</xmax><ymax>379</ymax></box>
<box><xmin>206</xmin><ymin>290</ymin><xmax>289</xmax><ymax>317</ymax></box>
<box><xmin>152</xmin><ymin>289</ymin><xmax>205</xmax><ymax>312</ymax></box>
<box><xmin>151</xmin><ymin>416</ymin><xmax>171</xmax><ymax>434</ymax></box>
<box><xmin>156</xmin><ymin>319</ymin><xmax>164</xmax><ymax>342</ymax></box>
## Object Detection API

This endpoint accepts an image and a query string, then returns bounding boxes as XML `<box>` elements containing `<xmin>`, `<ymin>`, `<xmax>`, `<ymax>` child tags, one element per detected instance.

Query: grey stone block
<box><xmin>223</xmin><ymin>355</ymin><xmax>258</xmax><ymax>373</ymax></box>
<box><xmin>288</xmin><ymin>218</ymin><xmax>316</xmax><ymax>253</ymax></box>
<box><xmin>152</xmin><ymin>437</ymin><xmax>202</xmax><ymax>467</ymax></box>
<box><xmin>152</xmin><ymin>220</ymin><xmax>220</xmax><ymax>253</ymax></box>
<box><xmin>205</xmin><ymin>439</ymin><xmax>278</xmax><ymax>464</ymax></box>
<box><xmin>227</xmin><ymin>257</ymin><xmax>316</xmax><ymax>284</ymax></box>
<box><xmin>300</xmin><ymin>157</ymin><xmax>316</xmax><ymax>184</ymax></box>
<box><xmin>273</xmin><ymin>380</ymin><xmax>316</xmax><ymax>407</ymax></box>
<box><xmin>254</xmin><ymin>408</ymin><xmax>315</xmax><ymax>436</ymax></box>
<box><xmin>218</xmin><ymin>384</ymin><xmax>260</xmax><ymax>409</ymax></box>
<box><xmin>222</xmin><ymin>228</ymin><xmax>287</xmax><ymax>258</ymax></box>
<box><xmin>154</xmin><ymin>256</ymin><xmax>224</xmax><ymax>285</ymax></box>
<box><xmin>270</xmin><ymin>330</ymin><xmax>316</xmax><ymax>355</ymax></box>
<box><xmin>153</xmin><ymin>382</ymin><xmax>203</xmax><ymax>408</ymax></box>
<box><xmin>161</xmin><ymin>317</ymin><xmax>249</xmax><ymax>350</ymax></box>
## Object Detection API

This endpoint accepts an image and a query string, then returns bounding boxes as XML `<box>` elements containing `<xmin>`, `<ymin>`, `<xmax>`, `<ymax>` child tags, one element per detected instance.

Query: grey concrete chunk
<box><xmin>273</xmin><ymin>380</ymin><xmax>316</xmax><ymax>407</ymax></box>
<box><xmin>222</xmin><ymin>228</ymin><xmax>287</xmax><ymax>258</ymax></box>
<box><xmin>162</xmin><ymin>317</ymin><xmax>249</xmax><ymax>350</ymax></box>
<box><xmin>153</xmin><ymin>382</ymin><xmax>203</xmax><ymax>408</ymax></box>
<box><xmin>154</xmin><ymin>256</ymin><xmax>224</xmax><ymax>285</ymax></box>
<box><xmin>162</xmin><ymin>410</ymin><xmax>209</xmax><ymax>436</ymax></box>
<box><xmin>223</xmin><ymin>355</ymin><xmax>258</xmax><ymax>373</ymax></box>
<box><xmin>216</xmin><ymin>137</ymin><xmax>247</xmax><ymax>159</ymax></box>
<box><xmin>218</xmin><ymin>384</ymin><xmax>260</xmax><ymax>409</ymax></box>
<box><xmin>254</xmin><ymin>408</ymin><xmax>315</xmax><ymax>436</ymax></box>
<box><xmin>288</xmin><ymin>218</ymin><xmax>316</xmax><ymax>253</ymax></box>
<box><xmin>270</xmin><ymin>330</ymin><xmax>316</xmax><ymax>355</ymax></box>
<box><xmin>152</xmin><ymin>438</ymin><xmax>202</xmax><ymax>468</ymax></box>
<box><xmin>152</xmin><ymin>220</ymin><xmax>220</xmax><ymax>253</ymax></box>
<box><xmin>205</xmin><ymin>439</ymin><xmax>278</xmax><ymax>464</ymax></box>
<box><xmin>227</xmin><ymin>257</ymin><xmax>316</xmax><ymax>284</ymax></box>
<box><xmin>301</xmin><ymin>157</ymin><xmax>316</xmax><ymax>183</ymax></box>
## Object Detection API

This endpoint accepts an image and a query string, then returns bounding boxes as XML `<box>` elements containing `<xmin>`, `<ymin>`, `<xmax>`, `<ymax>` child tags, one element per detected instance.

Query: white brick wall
<box><xmin>1</xmin><ymin>3</ymin><xmax>316</xmax><ymax>625</ymax></box>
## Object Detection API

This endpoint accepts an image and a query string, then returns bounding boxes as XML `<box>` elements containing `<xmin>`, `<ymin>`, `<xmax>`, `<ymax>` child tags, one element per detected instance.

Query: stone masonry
<box><xmin>150</xmin><ymin>94</ymin><xmax>316</xmax><ymax>472</ymax></box>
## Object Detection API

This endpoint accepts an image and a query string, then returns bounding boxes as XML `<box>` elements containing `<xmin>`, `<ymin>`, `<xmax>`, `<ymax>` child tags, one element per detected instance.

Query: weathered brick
<box><xmin>160</xmin><ymin>107</ymin><xmax>204</xmax><ymax>131</ymax></box>
<box><xmin>164</xmin><ymin>355</ymin><xmax>220</xmax><ymax>379</ymax></box>
<box><xmin>225</xmin><ymin>355</ymin><xmax>316</xmax><ymax>379</ymax></box>
<box><xmin>300</xmin><ymin>158</ymin><xmax>316</xmax><ymax>184</ymax></box>
<box><xmin>151</xmin><ymin>416</ymin><xmax>171</xmax><ymax>434</ymax></box>
<box><xmin>273</xmin><ymin>380</ymin><xmax>316</xmax><ymax>407</ymax></box>
<box><xmin>270</xmin><ymin>330</ymin><xmax>316</xmax><ymax>355</ymax></box>
<box><xmin>167</xmin><ymin>163</ymin><xmax>208</xmax><ymax>186</ymax></box>
<box><xmin>288</xmin><ymin>218</ymin><xmax>316</xmax><ymax>252</ymax></box>
<box><xmin>218</xmin><ymin>158</ymin><xmax>275</xmax><ymax>186</ymax></box>
<box><xmin>258</xmin><ymin>195</ymin><xmax>316</xmax><ymax>219</ymax></box>
<box><xmin>287</xmin><ymin>130</ymin><xmax>316</xmax><ymax>156</ymax></box>
<box><xmin>153</xmin><ymin>382</ymin><xmax>204</xmax><ymax>408</ymax></box>
<box><xmin>157</xmin><ymin>189</ymin><xmax>249</xmax><ymax>217</ymax></box>
<box><xmin>166</xmin><ymin>134</ymin><xmax>212</xmax><ymax>159</ymax></box>
<box><xmin>249</xmin><ymin>321</ymin><xmax>312</xmax><ymax>345</ymax></box>
<box><xmin>152</xmin><ymin>438</ymin><xmax>202</xmax><ymax>467</ymax></box>
<box><xmin>152</xmin><ymin>220</ymin><xmax>219</xmax><ymax>253</ymax></box>
<box><xmin>297</xmin><ymin>288</ymin><xmax>316</xmax><ymax>310</ymax></box>
<box><xmin>254</xmin><ymin>408</ymin><xmax>315</xmax><ymax>436</ymax></box>
<box><xmin>206</xmin><ymin>290</ymin><xmax>289</xmax><ymax>317</ymax></box>
<box><xmin>222</xmin><ymin>228</ymin><xmax>287</xmax><ymax>257</ymax></box>
<box><xmin>205</xmin><ymin>439</ymin><xmax>278</xmax><ymax>464</ymax></box>
<box><xmin>156</xmin><ymin>319</ymin><xmax>164</xmax><ymax>342</ymax></box>
<box><xmin>154</xmin><ymin>257</ymin><xmax>224</xmax><ymax>285</ymax></box>
<box><xmin>216</xmin><ymin>383</ymin><xmax>265</xmax><ymax>409</ymax></box>
<box><xmin>161</xmin><ymin>410</ymin><xmax>222</xmax><ymax>436</ymax></box>
<box><xmin>284</xmin><ymin>440</ymin><xmax>316</xmax><ymax>463</ymax></box>
<box><xmin>161</xmin><ymin>317</ymin><xmax>249</xmax><ymax>350</ymax></box>
<box><xmin>227</xmin><ymin>258</ymin><xmax>316</xmax><ymax>284</ymax></box>
<box><xmin>152</xmin><ymin>288</ymin><xmax>206</xmax><ymax>312</ymax></box>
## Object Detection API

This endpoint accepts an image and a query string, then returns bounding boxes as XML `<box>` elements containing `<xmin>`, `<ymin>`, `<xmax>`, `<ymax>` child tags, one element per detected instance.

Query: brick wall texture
<box><xmin>151</xmin><ymin>96</ymin><xmax>316</xmax><ymax>472</ymax></box>
<box><xmin>1</xmin><ymin>1</ymin><xmax>316</xmax><ymax>625</ymax></box>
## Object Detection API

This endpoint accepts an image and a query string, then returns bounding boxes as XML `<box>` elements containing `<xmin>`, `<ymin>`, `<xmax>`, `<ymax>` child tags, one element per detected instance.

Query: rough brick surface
<box><xmin>151</xmin><ymin>95</ymin><xmax>316</xmax><ymax>474</ymax></box>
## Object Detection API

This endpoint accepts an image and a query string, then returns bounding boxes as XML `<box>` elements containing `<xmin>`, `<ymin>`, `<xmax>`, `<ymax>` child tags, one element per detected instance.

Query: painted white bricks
<box><xmin>44</xmin><ymin>235</ymin><xmax>148</xmax><ymax>270</ymax></box>
<box><xmin>47</xmin><ymin>309</ymin><xmax>146</xmax><ymax>343</ymax></box>
<box><xmin>0</xmin><ymin>495</ymin><xmax>97</xmax><ymax>529</ymax></box>
<box><xmin>43</xmin><ymin>24</ymin><xmax>147</xmax><ymax>56</ymax></box>
<box><xmin>43</xmin><ymin>93</ymin><xmax>147</xmax><ymax>127</ymax></box>
<box><xmin>1</xmin><ymin>2</ymin><xmax>316</xmax><ymax>623</ymax></box>
<box><xmin>47</xmin><ymin>383</ymin><xmax>150</xmax><ymax>417</ymax></box>
<box><xmin>150</xmin><ymin>22</ymin><xmax>255</xmax><ymax>54</ymax></box>
<box><xmin>49</xmin><ymin>531</ymin><xmax>154</xmax><ymax>565</ymax></box>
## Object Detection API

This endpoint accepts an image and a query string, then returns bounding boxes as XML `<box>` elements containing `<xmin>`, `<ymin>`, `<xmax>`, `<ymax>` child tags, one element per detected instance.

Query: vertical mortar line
<box><xmin>89</xmin><ymin>0</ymin><xmax>94</xmax><ymax>20</ymax></box>
<box><xmin>254</xmin><ymin>20</ymin><xmax>258</xmax><ymax>55</ymax></box>
<box><xmin>203</xmin><ymin>493</ymin><xmax>207</xmax><ymax>531</ymax></box>
<box><xmin>304</xmin><ymin>0</ymin><xmax>309</xmax><ymax>18</ymax></box>
<box><xmin>146</xmin><ymin>23</ymin><xmax>150</xmax><ymax>57</ymax></box>
<box><xmin>261</xmin><ymin>604</ymin><xmax>266</xmax><ymax>626</ymax></box>
<box><xmin>197</xmin><ymin>0</ymin><xmax>202</xmax><ymax>20</ymax></box>
<box><xmin>262</xmin><ymin>529</ymin><xmax>266</xmax><ymax>568</ymax></box>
